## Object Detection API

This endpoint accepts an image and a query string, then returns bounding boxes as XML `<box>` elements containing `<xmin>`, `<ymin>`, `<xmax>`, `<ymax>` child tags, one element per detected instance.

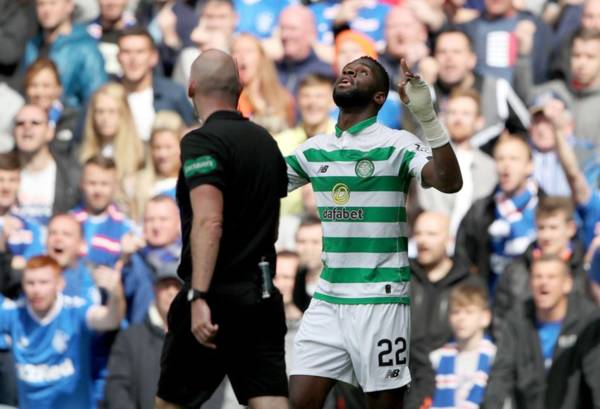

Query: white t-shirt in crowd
<box><xmin>18</xmin><ymin>160</ymin><xmax>57</xmax><ymax>226</ymax></box>
<box><xmin>128</xmin><ymin>87</ymin><xmax>155</xmax><ymax>142</ymax></box>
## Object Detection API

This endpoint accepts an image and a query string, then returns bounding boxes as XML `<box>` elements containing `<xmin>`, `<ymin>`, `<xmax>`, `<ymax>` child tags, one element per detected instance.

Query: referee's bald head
<box><xmin>188</xmin><ymin>49</ymin><xmax>242</xmax><ymax>107</ymax></box>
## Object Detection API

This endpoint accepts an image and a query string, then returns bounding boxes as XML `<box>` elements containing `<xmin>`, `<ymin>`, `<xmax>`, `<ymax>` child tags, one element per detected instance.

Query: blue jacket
<box><xmin>152</xmin><ymin>75</ymin><xmax>196</xmax><ymax>126</ymax></box>
<box><xmin>121</xmin><ymin>252</ymin><xmax>155</xmax><ymax>326</ymax></box>
<box><xmin>24</xmin><ymin>25</ymin><xmax>107</xmax><ymax>108</ymax></box>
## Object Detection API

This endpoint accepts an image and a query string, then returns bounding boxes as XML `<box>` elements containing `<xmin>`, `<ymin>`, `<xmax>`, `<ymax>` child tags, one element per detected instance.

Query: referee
<box><xmin>156</xmin><ymin>50</ymin><xmax>289</xmax><ymax>409</ymax></box>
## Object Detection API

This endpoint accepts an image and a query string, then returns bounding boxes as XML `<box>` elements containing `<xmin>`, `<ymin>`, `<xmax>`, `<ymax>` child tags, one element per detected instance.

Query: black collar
<box><xmin>204</xmin><ymin>110</ymin><xmax>245</xmax><ymax>124</ymax></box>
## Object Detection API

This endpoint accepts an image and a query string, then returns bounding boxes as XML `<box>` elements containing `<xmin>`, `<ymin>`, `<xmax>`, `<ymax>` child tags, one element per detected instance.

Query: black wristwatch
<box><xmin>187</xmin><ymin>288</ymin><xmax>209</xmax><ymax>302</ymax></box>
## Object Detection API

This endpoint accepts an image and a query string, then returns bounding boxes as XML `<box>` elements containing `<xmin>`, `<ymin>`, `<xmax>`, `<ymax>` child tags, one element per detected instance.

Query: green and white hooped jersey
<box><xmin>286</xmin><ymin>117</ymin><xmax>431</xmax><ymax>305</ymax></box>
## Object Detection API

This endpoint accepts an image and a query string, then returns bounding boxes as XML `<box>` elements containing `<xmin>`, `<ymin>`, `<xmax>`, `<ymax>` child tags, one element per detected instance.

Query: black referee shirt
<box><xmin>176</xmin><ymin>110</ymin><xmax>288</xmax><ymax>286</ymax></box>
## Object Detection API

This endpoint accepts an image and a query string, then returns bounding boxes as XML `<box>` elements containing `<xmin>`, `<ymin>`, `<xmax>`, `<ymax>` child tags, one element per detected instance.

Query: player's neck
<box><xmin>336</xmin><ymin>110</ymin><xmax>377</xmax><ymax>133</ymax></box>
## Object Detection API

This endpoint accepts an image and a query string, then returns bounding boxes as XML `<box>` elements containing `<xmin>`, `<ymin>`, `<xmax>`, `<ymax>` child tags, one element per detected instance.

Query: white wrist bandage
<box><xmin>421</xmin><ymin>117</ymin><xmax>450</xmax><ymax>149</ymax></box>
<box><xmin>403</xmin><ymin>78</ymin><xmax>450</xmax><ymax>149</ymax></box>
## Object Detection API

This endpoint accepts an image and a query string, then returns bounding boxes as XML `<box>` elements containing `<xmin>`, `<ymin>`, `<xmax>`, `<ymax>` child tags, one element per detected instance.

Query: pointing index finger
<box><xmin>400</xmin><ymin>58</ymin><xmax>413</xmax><ymax>78</ymax></box>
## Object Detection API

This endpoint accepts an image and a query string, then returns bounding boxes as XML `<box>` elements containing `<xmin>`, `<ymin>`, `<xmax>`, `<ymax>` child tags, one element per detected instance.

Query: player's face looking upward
<box><xmin>23</xmin><ymin>265</ymin><xmax>64</xmax><ymax>317</ymax></box>
<box><xmin>333</xmin><ymin>61</ymin><xmax>385</xmax><ymax>110</ymax></box>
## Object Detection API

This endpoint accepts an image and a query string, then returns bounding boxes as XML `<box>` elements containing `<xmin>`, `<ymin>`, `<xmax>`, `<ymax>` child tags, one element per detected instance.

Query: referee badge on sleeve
<box><xmin>183</xmin><ymin>155</ymin><xmax>217</xmax><ymax>178</ymax></box>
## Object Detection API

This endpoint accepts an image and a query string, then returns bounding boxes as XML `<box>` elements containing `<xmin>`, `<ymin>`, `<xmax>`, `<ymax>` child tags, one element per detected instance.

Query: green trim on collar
<box><xmin>335</xmin><ymin>116</ymin><xmax>377</xmax><ymax>137</ymax></box>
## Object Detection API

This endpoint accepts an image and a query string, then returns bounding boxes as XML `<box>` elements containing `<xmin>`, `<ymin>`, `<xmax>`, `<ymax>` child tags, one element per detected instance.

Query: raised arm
<box><xmin>87</xmin><ymin>266</ymin><xmax>125</xmax><ymax>331</ymax></box>
<box><xmin>548</xmin><ymin>100</ymin><xmax>591</xmax><ymax>206</ymax></box>
<box><xmin>398</xmin><ymin>59</ymin><xmax>462</xmax><ymax>193</ymax></box>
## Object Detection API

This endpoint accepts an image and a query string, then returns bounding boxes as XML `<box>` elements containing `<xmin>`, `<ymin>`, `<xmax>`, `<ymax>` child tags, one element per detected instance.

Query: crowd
<box><xmin>0</xmin><ymin>0</ymin><xmax>599</xmax><ymax>408</ymax></box>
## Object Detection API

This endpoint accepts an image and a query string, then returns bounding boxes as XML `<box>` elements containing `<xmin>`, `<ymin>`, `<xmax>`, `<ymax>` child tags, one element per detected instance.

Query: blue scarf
<box><xmin>432</xmin><ymin>337</ymin><xmax>497</xmax><ymax>409</ymax></box>
<box><xmin>138</xmin><ymin>240</ymin><xmax>181</xmax><ymax>279</ymax></box>
<box><xmin>489</xmin><ymin>178</ymin><xmax>538</xmax><ymax>280</ymax></box>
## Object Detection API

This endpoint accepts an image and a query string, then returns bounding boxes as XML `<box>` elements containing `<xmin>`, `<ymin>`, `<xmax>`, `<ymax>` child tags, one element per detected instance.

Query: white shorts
<box><xmin>291</xmin><ymin>298</ymin><xmax>411</xmax><ymax>392</ymax></box>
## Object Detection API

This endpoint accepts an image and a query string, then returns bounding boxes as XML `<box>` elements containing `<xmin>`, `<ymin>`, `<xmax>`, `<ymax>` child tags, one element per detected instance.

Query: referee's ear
<box><xmin>188</xmin><ymin>81</ymin><xmax>196</xmax><ymax>99</ymax></box>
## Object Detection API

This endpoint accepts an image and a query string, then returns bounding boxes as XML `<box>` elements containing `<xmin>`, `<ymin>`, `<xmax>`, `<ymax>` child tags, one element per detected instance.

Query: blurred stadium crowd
<box><xmin>0</xmin><ymin>0</ymin><xmax>599</xmax><ymax>408</ymax></box>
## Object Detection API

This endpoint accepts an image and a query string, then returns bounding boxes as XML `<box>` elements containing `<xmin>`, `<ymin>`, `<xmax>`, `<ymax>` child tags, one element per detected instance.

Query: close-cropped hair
<box><xmin>298</xmin><ymin>213</ymin><xmax>322</xmax><ymax>229</ymax></box>
<box><xmin>448</xmin><ymin>88</ymin><xmax>482</xmax><ymax>116</ymax></box>
<box><xmin>24</xmin><ymin>57</ymin><xmax>62</xmax><ymax>88</ymax></box>
<box><xmin>493</xmin><ymin>132</ymin><xmax>533</xmax><ymax>160</ymax></box>
<box><xmin>26</xmin><ymin>255</ymin><xmax>62</xmax><ymax>274</ymax></box>
<box><xmin>298</xmin><ymin>73</ymin><xmax>334</xmax><ymax>90</ymax></box>
<box><xmin>572</xmin><ymin>27</ymin><xmax>600</xmax><ymax>46</ymax></box>
<box><xmin>355</xmin><ymin>56</ymin><xmax>389</xmax><ymax>99</ymax></box>
<box><xmin>435</xmin><ymin>27</ymin><xmax>475</xmax><ymax>52</ymax></box>
<box><xmin>536</xmin><ymin>196</ymin><xmax>574</xmax><ymax>221</ymax></box>
<box><xmin>0</xmin><ymin>152</ymin><xmax>20</xmax><ymax>171</ymax></box>
<box><xmin>449</xmin><ymin>282</ymin><xmax>490</xmax><ymax>310</ymax></box>
<box><xmin>118</xmin><ymin>26</ymin><xmax>156</xmax><ymax>49</ymax></box>
<box><xmin>84</xmin><ymin>154</ymin><xmax>117</xmax><ymax>171</ymax></box>
<box><xmin>531</xmin><ymin>254</ymin><xmax>571</xmax><ymax>276</ymax></box>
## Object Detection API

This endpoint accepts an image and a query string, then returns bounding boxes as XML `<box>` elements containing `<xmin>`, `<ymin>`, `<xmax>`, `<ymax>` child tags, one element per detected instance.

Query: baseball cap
<box><xmin>528</xmin><ymin>91</ymin><xmax>567</xmax><ymax>115</ymax></box>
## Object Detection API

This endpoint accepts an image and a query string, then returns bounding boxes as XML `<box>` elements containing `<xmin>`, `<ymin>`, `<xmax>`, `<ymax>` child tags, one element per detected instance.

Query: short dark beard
<box><xmin>333</xmin><ymin>86</ymin><xmax>374</xmax><ymax>110</ymax></box>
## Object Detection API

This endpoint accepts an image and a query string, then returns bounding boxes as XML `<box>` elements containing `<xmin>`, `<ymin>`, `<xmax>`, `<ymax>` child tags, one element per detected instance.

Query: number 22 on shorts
<box><xmin>377</xmin><ymin>337</ymin><xmax>407</xmax><ymax>366</ymax></box>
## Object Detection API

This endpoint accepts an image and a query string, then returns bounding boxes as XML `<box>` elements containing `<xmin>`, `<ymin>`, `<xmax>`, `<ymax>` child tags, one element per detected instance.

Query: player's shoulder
<box><xmin>377</xmin><ymin>125</ymin><xmax>432</xmax><ymax>157</ymax></box>
<box><xmin>376</xmin><ymin>124</ymin><xmax>421</xmax><ymax>147</ymax></box>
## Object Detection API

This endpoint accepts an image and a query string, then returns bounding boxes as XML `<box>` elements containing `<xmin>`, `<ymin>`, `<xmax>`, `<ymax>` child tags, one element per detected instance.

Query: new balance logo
<box><xmin>318</xmin><ymin>165</ymin><xmax>329</xmax><ymax>173</ymax></box>
<box><xmin>385</xmin><ymin>369</ymin><xmax>400</xmax><ymax>379</ymax></box>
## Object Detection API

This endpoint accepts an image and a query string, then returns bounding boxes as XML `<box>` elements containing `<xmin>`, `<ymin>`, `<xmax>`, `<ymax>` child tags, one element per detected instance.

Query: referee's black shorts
<box><xmin>157</xmin><ymin>285</ymin><xmax>288</xmax><ymax>407</ymax></box>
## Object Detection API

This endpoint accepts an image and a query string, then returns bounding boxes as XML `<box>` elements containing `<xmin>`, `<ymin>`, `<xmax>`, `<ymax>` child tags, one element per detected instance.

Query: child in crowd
<box><xmin>427</xmin><ymin>283</ymin><xmax>496</xmax><ymax>409</ymax></box>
